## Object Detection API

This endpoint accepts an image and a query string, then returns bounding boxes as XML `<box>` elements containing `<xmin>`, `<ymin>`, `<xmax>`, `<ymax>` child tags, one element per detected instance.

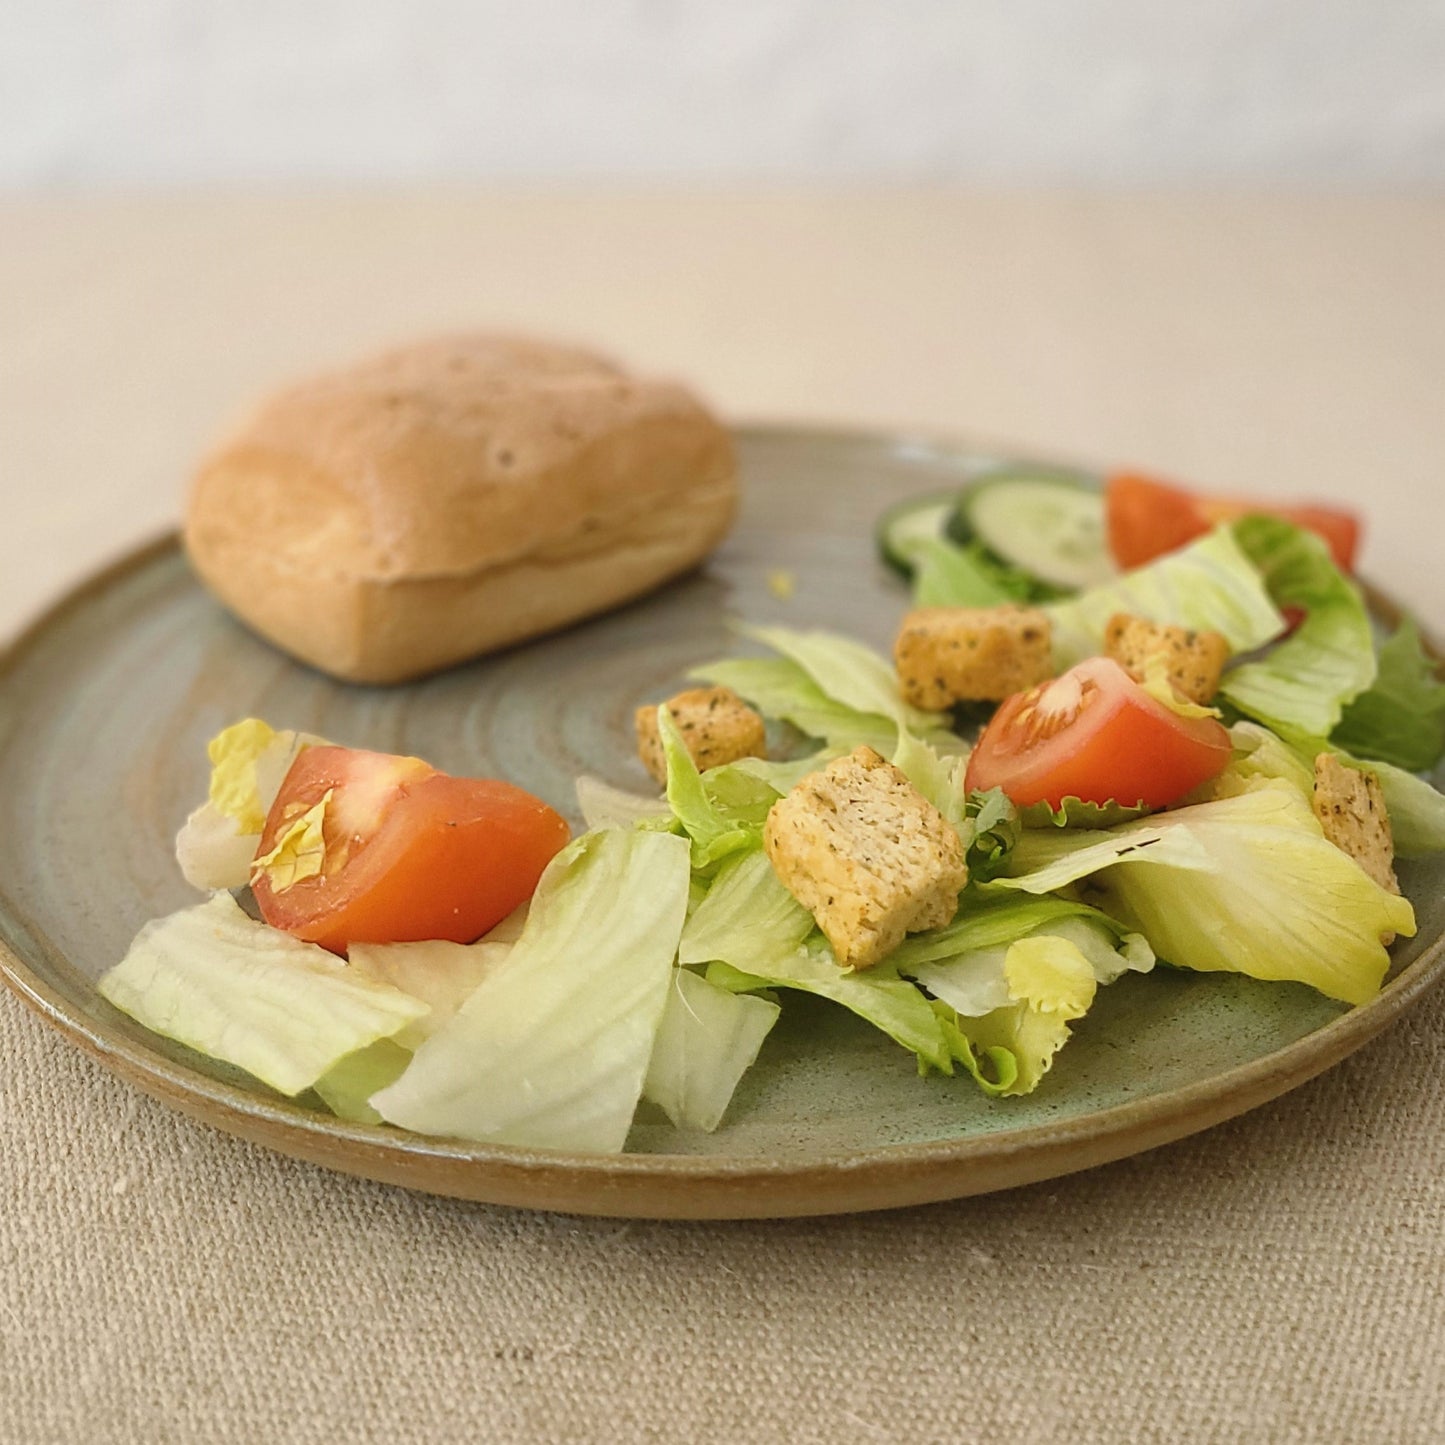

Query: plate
<box><xmin>2</xmin><ymin>425</ymin><xmax>1442</xmax><ymax>1219</ymax></box>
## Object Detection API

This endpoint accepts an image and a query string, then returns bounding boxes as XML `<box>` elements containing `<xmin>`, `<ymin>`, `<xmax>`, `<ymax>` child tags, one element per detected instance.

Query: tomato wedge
<box><xmin>251</xmin><ymin>746</ymin><xmax>570</xmax><ymax>953</ymax></box>
<box><xmin>964</xmin><ymin>658</ymin><xmax>1232</xmax><ymax>810</ymax></box>
<box><xmin>1106</xmin><ymin>473</ymin><xmax>1360</xmax><ymax>572</ymax></box>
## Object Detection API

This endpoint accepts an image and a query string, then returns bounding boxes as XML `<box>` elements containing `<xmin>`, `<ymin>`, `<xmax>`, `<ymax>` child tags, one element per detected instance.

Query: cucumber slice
<box><xmin>950</xmin><ymin>471</ymin><xmax>1113</xmax><ymax>591</ymax></box>
<box><xmin>876</xmin><ymin>489</ymin><xmax>961</xmax><ymax>577</ymax></box>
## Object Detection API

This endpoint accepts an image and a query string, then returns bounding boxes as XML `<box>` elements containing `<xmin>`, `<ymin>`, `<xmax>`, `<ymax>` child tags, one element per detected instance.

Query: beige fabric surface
<box><xmin>2</xmin><ymin>192</ymin><xmax>1443</xmax><ymax>1444</ymax></box>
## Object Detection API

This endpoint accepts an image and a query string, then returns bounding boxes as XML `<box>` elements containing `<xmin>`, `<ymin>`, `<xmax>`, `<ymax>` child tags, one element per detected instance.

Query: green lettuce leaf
<box><xmin>1019</xmin><ymin>797</ymin><xmax>1153</xmax><ymax>829</ymax></box>
<box><xmin>688</xmin><ymin>655</ymin><xmax>901</xmax><ymax>753</ymax></box>
<box><xmin>707</xmin><ymin>943</ymin><xmax>954</xmax><ymax>1074</ymax></box>
<box><xmin>1218</xmin><ymin>516</ymin><xmax>1376</xmax><ymax>743</ymax></box>
<box><xmin>657</xmin><ymin>707</ymin><xmax>761</xmax><ymax>869</ymax></box>
<box><xmin>98</xmin><ymin>892</ymin><xmax>429</xmax><ymax>1096</ymax></box>
<box><xmin>371</xmin><ymin>829</ymin><xmax>692</xmax><ymax>1151</ymax></box>
<box><xmin>678</xmin><ymin>849</ymin><xmax>815</xmax><ymax>970</ymax></box>
<box><xmin>961</xmin><ymin>787</ymin><xmax>1021</xmax><ymax>881</ymax></box>
<box><xmin>994</xmin><ymin>780</ymin><xmax>1415</xmax><ymax>1004</ymax></box>
<box><xmin>1217</xmin><ymin>721</ymin><xmax>1445</xmax><ymax>860</ymax></box>
<box><xmin>642</xmin><ymin>969</ymin><xmax>780</xmax><ymax>1132</ymax></box>
<box><xmin>1342</xmin><ymin>755</ymin><xmax>1445</xmax><ymax>858</ymax></box>
<box><xmin>1047</xmin><ymin>524</ymin><xmax>1284</xmax><ymax>668</ymax></box>
<box><xmin>913</xmin><ymin>537</ymin><xmax>1034</xmax><ymax>608</ymax></box>
<box><xmin>1331</xmin><ymin>618</ymin><xmax>1445</xmax><ymax>772</ymax></box>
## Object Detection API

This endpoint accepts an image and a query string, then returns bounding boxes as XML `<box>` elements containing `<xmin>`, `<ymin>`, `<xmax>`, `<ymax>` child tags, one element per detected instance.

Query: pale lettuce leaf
<box><xmin>175</xmin><ymin>721</ymin><xmax>325</xmax><ymax>891</ymax></box>
<box><xmin>575</xmin><ymin>775</ymin><xmax>669</xmax><ymax>831</ymax></box>
<box><xmin>994</xmin><ymin>781</ymin><xmax>1415</xmax><ymax>1004</ymax></box>
<box><xmin>908</xmin><ymin>914</ymin><xmax>1152</xmax><ymax>1019</ymax></box>
<box><xmin>370</xmin><ymin>829</ymin><xmax>691</xmax><ymax>1151</ymax></box>
<box><xmin>955</xmin><ymin>935</ymin><xmax>1099</xmax><ymax>1096</ymax></box>
<box><xmin>736</xmin><ymin>623</ymin><xmax>946</xmax><ymax>735</ymax></box>
<box><xmin>347</xmin><ymin>935</ymin><xmax>514</xmax><ymax>1050</ymax></box>
<box><xmin>1047</xmin><ymin>524</ymin><xmax>1284</xmax><ymax>668</ymax></box>
<box><xmin>313</xmin><ymin>1039</ymin><xmax>412</xmax><ymax>1123</ymax></box>
<box><xmin>891</xmin><ymin>729</ymin><xmax>968</xmax><ymax>829</ymax></box>
<box><xmin>642</xmin><ymin>969</ymin><xmax>780</xmax><ymax>1132</ymax></box>
<box><xmin>98</xmin><ymin>893</ymin><xmax>428</xmax><ymax>1096</ymax></box>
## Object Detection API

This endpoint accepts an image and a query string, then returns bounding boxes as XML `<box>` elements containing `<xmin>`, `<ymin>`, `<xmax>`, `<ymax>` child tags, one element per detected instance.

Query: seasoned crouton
<box><xmin>1104</xmin><ymin>613</ymin><xmax>1230</xmax><ymax>705</ymax></box>
<box><xmin>635</xmin><ymin>686</ymin><xmax>766</xmax><ymax>786</ymax></box>
<box><xmin>894</xmin><ymin>605</ymin><xmax>1053</xmax><ymax>709</ymax></box>
<box><xmin>1312</xmin><ymin>754</ymin><xmax>1400</xmax><ymax>902</ymax></box>
<box><xmin>763</xmin><ymin>746</ymin><xmax>967</xmax><ymax>970</ymax></box>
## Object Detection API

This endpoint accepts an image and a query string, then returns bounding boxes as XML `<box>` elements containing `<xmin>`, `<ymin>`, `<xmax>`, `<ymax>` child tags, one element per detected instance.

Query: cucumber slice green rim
<box><xmin>950</xmin><ymin>469</ymin><xmax>1113</xmax><ymax>591</ymax></box>
<box><xmin>876</xmin><ymin>488</ymin><xmax>963</xmax><ymax>577</ymax></box>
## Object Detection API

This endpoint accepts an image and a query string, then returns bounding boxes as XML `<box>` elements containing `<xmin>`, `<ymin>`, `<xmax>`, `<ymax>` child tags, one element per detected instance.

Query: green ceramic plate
<box><xmin>2</xmin><ymin>426</ymin><xmax>1442</xmax><ymax>1218</ymax></box>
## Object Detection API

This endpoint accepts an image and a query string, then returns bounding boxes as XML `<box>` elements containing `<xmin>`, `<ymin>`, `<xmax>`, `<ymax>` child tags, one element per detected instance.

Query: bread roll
<box><xmin>184</xmin><ymin>334</ymin><xmax>738</xmax><ymax>683</ymax></box>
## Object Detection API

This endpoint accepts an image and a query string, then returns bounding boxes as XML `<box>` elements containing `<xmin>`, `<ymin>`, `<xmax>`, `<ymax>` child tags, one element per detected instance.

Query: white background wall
<box><xmin>3</xmin><ymin>0</ymin><xmax>1444</xmax><ymax>186</ymax></box>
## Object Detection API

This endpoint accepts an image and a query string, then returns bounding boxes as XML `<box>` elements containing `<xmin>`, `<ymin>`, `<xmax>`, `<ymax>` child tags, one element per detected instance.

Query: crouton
<box><xmin>894</xmin><ymin>605</ymin><xmax>1053</xmax><ymax>709</ymax></box>
<box><xmin>635</xmin><ymin>686</ymin><xmax>766</xmax><ymax>786</ymax></box>
<box><xmin>1104</xmin><ymin>613</ymin><xmax>1230</xmax><ymax>705</ymax></box>
<box><xmin>1311</xmin><ymin>754</ymin><xmax>1400</xmax><ymax>901</ymax></box>
<box><xmin>763</xmin><ymin>746</ymin><xmax>968</xmax><ymax>970</ymax></box>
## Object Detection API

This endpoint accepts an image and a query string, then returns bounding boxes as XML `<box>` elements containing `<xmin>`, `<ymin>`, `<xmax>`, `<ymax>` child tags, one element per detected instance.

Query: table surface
<box><xmin>2</xmin><ymin>191</ymin><xmax>1443</xmax><ymax>1444</ymax></box>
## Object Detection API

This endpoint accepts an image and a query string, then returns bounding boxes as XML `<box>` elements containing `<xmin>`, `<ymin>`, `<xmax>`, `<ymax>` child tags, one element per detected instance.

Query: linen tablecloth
<box><xmin>3</xmin><ymin>192</ymin><xmax>1443</xmax><ymax>1443</ymax></box>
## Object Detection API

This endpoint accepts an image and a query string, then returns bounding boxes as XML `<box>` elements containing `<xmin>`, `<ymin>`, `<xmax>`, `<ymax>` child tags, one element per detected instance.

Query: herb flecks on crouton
<box><xmin>894</xmin><ymin>605</ymin><xmax>1053</xmax><ymax>709</ymax></box>
<box><xmin>635</xmin><ymin>686</ymin><xmax>766</xmax><ymax>787</ymax></box>
<box><xmin>763</xmin><ymin>746</ymin><xmax>968</xmax><ymax>970</ymax></box>
<box><xmin>1312</xmin><ymin>754</ymin><xmax>1400</xmax><ymax>902</ymax></box>
<box><xmin>1104</xmin><ymin>613</ymin><xmax>1231</xmax><ymax>705</ymax></box>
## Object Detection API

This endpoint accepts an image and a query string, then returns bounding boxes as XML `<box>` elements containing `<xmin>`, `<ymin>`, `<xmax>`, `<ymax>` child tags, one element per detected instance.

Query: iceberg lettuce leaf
<box><xmin>313</xmin><ymin>1039</ymin><xmax>412</xmax><ymax>1124</ymax></box>
<box><xmin>1047</xmin><ymin>524</ymin><xmax>1284</xmax><ymax>668</ymax></box>
<box><xmin>98</xmin><ymin>892</ymin><xmax>428</xmax><ymax>1096</ymax></box>
<box><xmin>736</xmin><ymin>623</ymin><xmax>946</xmax><ymax>735</ymax></box>
<box><xmin>642</xmin><ymin>969</ymin><xmax>780</xmax><ymax>1132</ymax></box>
<box><xmin>176</xmin><ymin>720</ymin><xmax>326</xmax><ymax>891</ymax></box>
<box><xmin>995</xmin><ymin>781</ymin><xmax>1414</xmax><ymax>1004</ymax></box>
<box><xmin>370</xmin><ymin>829</ymin><xmax>691</xmax><ymax>1151</ymax></box>
<box><xmin>953</xmin><ymin>935</ymin><xmax>1099</xmax><ymax>1096</ymax></box>
<box><xmin>891</xmin><ymin>729</ymin><xmax>968</xmax><ymax>829</ymax></box>
<box><xmin>574</xmin><ymin>775</ymin><xmax>670</xmax><ymax>831</ymax></box>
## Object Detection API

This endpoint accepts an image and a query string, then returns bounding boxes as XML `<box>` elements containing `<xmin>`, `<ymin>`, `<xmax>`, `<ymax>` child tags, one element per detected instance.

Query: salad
<box><xmin>99</xmin><ymin>468</ymin><xmax>1445</xmax><ymax>1153</ymax></box>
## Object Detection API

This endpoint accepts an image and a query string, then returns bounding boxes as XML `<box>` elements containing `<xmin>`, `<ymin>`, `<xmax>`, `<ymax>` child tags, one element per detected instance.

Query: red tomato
<box><xmin>1106</xmin><ymin>473</ymin><xmax>1360</xmax><ymax>572</ymax></box>
<box><xmin>252</xmin><ymin>746</ymin><xmax>570</xmax><ymax>953</ymax></box>
<box><xmin>964</xmin><ymin>658</ymin><xmax>1232</xmax><ymax>810</ymax></box>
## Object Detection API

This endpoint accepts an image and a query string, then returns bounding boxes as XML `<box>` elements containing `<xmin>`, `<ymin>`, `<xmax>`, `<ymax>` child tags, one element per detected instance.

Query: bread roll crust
<box><xmin>184</xmin><ymin>334</ymin><xmax>738</xmax><ymax>682</ymax></box>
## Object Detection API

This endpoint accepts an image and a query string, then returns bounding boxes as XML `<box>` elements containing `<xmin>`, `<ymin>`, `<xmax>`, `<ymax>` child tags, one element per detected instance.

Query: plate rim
<box><xmin>2</xmin><ymin>423</ymin><xmax>1442</xmax><ymax>1218</ymax></box>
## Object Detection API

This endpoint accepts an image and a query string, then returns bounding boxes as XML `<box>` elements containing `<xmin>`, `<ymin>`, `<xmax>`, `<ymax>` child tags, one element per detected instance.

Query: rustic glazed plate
<box><xmin>1</xmin><ymin>426</ymin><xmax>1442</xmax><ymax>1219</ymax></box>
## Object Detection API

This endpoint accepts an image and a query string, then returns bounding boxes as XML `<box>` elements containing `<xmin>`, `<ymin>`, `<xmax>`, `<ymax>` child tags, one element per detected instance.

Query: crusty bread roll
<box><xmin>184</xmin><ymin>333</ymin><xmax>738</xmax><ymax>683</ymax></box>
